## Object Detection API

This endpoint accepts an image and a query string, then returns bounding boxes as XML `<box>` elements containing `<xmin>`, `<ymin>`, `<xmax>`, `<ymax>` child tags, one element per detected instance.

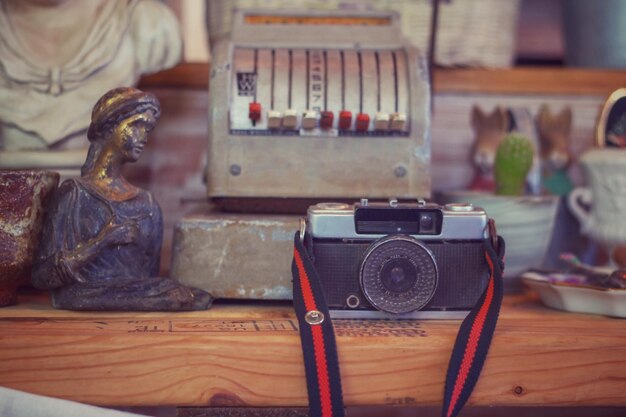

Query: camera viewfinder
<box><xmin>354</xmin><ymin>206</ymin><xmax>442</xmax><ymax>235</ymax></box>
<box><xmin>419</xmin><ymin>213</ymin><xmax>437</xmax><ymax>234</ymax></box>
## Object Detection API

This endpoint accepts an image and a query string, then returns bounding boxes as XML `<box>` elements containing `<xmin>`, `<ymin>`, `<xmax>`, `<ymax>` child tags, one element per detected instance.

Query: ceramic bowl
<box><xmin>0</xmin><ymin>170</ymin><xmax>59</xmax><ymax>306</ymax></box>
<box><xmin>439</xmin><ymin>191</ymin><xmax>560</xmax><ymax>283</ymax></box>
<box><xmin>522</xmin><ymin>271</ymin><xmax>626</xmax><ymax>318</ymax></box>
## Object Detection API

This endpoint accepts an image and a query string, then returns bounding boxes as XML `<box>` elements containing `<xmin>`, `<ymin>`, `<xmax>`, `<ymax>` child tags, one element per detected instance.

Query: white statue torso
<box><xmin>0</xmin><ymin>0</ymin><xmax>182</xmax><ymax>149</ymax></box>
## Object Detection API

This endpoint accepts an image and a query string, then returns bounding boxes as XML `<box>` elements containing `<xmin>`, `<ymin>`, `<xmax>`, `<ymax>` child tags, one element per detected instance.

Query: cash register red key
<box><xmin>338</xmin><ymin>110</ymin><xmax>352</xmax><ymax>130</ymax></box>
<box><xmin>249</xmin><ymin>102</ymin><xmax>262</xmax><ymax>124</ymax></box>
<box><xmin>355</xmin><ymin>113</ymin><xmax>370</xmax><ymax>132</ymax></box>
<box><xmin>320</xmin><ymin>111</ymin><xmax>334</xmax><ymax>129</ymax></box>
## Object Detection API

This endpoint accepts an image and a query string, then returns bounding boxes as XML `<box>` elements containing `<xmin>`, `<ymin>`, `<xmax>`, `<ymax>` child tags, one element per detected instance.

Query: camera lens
<box><xmin>380</xmin><ymin>259</ymin><xmax>417</xmax><ymax>293</ymax></box>
<box><xmin>360</xmin><ymin>235</ymin><xmax>438</xmax><ymax>314</ymax></box>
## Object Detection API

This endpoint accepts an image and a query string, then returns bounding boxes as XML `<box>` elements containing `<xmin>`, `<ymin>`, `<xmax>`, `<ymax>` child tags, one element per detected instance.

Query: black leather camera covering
<box><xmin>310</xmin><ymin>239</ymin><xmax>488</xmax><ymax>311</ymax></box>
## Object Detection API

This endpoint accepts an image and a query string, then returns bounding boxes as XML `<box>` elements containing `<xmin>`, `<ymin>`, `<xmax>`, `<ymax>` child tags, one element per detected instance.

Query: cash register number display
<box><xmin>231</xmin><ymin>48</ymin><xmax>409</xmax><ymax>136</ymax></box>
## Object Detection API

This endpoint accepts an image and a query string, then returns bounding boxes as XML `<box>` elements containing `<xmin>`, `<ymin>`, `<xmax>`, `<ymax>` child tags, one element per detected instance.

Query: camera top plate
<box><xmin>307</xmin><ymin>200</ymin><xmax>489</xmax><ymax>241</ymax></box>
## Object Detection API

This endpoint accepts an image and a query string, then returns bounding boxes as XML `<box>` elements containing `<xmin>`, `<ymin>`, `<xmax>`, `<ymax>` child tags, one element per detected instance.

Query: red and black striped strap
<box><xmin>292</xmin><ymin>230</ymin><xmax>505</xmax><ymax>417</ymax></box>
<box><xmin>442</xmin><ymin>234</ymin><xmax>505</xmax><ymax>417</ymax></box>
<box><xmin>292</xmin><ymin>233</ymin><xmax>346</xmax><ymax>417</ymax></box>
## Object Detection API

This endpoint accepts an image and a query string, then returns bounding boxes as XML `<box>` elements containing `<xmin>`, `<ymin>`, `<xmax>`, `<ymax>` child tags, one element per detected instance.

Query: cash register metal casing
<box><xmin>207</xmin><ymin>10</ymin><xmax>431</xmax><ymax>199</ymax></box>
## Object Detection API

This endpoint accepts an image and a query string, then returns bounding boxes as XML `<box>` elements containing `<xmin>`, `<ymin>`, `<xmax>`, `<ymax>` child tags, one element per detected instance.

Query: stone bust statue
<box><xmin>0</xmin><ymin>0</ymin><xmax>182</xmax><ymax>150</ymax></box>
<box><xmin>32</xmin><ymin>87</ymin><xmax>212</xmax><ymax>311</ymax></box>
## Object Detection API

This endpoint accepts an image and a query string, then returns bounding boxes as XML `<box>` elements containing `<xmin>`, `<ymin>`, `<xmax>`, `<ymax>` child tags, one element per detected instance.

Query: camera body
<box><xmin>305</xmin><ymin>200</ymin><xmax>491</xmax><ymax>319</ymax></box>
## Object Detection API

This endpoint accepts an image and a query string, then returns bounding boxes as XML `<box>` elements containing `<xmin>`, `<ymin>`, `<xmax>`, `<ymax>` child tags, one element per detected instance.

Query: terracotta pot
<box><xmin>0</xmin><ymin>170</ymin><xmax>59</xmax><ymax>306</ymax></box>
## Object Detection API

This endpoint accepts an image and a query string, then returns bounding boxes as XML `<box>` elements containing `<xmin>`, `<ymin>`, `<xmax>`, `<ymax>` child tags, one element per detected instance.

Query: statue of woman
<box><xmin>32</xmin><ymin>87</ymin><xmax>212</xmax><ymax>311</ymax></box>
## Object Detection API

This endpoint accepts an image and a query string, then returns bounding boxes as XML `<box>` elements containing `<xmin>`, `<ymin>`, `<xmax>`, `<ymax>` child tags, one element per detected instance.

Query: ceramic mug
<box><xmin>568</xmin><ymin>149</ymin><xmax>626</xmax><ymax>247</ymax></box>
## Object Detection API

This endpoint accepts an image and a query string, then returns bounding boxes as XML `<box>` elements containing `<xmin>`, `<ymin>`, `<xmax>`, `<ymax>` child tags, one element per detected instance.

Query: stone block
<box><xmin>171</xmin><ymin>211</ymin><xmax>299</xmax><ymax>300</ymax></box>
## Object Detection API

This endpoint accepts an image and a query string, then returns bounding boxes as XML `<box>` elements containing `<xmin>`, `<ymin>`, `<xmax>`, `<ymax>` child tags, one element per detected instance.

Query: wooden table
<box><xmin>0</xmin><ymin>291</ymin><xmax>624</xmax><ymax>409</ymax></box>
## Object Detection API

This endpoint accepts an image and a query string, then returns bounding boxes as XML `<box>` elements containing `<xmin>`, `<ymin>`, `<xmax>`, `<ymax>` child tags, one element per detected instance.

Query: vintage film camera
<box><xmin>304</xmin><ymin>200</ymin><xmax>491</xmax><ymax>319</ymax></box>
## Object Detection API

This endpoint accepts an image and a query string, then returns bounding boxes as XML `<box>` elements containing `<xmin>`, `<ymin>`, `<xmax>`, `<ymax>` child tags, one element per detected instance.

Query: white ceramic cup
<box><xmin>568</xmin><ymin>149</ymin><xmax>626</xmax><ymax>247</ymax></box>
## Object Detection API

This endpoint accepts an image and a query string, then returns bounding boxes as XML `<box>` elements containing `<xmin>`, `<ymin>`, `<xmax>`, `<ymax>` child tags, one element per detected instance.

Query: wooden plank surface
<box><xmin>433</xmin><ymin>68</ymin><xmax>626</xmax><ymax>96</ymax></box>
<box><xmin>0</xmin><ymin>291</ymin><xmax>625</xmax><ymax>408</ymax></box>
<box><xmin>139</xmin><ymin>63</ymin><xmax>626</xmax><ymax>96</ymax></box>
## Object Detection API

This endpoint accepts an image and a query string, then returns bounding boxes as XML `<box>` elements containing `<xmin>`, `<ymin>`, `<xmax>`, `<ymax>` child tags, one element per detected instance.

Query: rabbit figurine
<box><xmin>537</xmin><ymin>105</ymin><xmax>574</xmax><ymax>196</ymax></box>
<box><xmin>468</xmin><ymin>105</ymin><xmax>510</xmax><ymax>192</ymax></box>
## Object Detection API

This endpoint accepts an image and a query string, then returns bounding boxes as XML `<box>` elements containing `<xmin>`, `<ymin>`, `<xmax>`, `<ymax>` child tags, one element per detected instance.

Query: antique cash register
<box><xmin>172</xmin><ymin>9</ymin><xmax>433</xmax><ymax>299</ymax></box>
<box><xmin>207</xmin><ymin>9</ymin><xmax>431</xmax><ymax>200</ymax></box>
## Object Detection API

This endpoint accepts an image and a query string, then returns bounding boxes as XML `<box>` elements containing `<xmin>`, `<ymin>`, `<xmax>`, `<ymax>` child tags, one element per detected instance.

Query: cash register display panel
<box><xmin>230</xmin><ymin>48</ymin><xmax>410</xmax><ymax>136</ymax></box>
<box><xmin>207</xmin><ymin>10</ymin><xmax>431</xmax><ymax>199</ymax></box>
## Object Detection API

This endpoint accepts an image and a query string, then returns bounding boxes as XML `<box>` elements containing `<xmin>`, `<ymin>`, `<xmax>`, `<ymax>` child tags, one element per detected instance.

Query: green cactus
<box><xmin>494</xmin><ymin>133</ymin><xmax>534</xmax><ymax>196</ymax></box>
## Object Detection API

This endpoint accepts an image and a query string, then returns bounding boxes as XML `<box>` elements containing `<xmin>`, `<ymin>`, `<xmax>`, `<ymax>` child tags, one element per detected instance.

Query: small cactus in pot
<box><xmin>494</xmin><ymin>133</ymin><xmax>534</xmax><ymax>196</ymax></box>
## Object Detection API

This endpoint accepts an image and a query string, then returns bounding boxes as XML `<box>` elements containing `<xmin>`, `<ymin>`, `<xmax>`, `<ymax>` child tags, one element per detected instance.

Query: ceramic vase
<box><xmin>0</xmin><ymin>170</ymin><xmax>58</xmax><ymax>306</ymax></box>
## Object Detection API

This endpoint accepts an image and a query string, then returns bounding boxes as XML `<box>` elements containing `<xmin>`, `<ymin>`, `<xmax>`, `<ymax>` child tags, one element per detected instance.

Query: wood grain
<box><xmin>139</xmin><ymin>63</ymin><xmax>210</xmax><ymax>90</ymax></box>
<box><xmin>178</xmin><ymin>408</ymin><xmax>309</xmax><ymax>417</ymax></box>
<box><xmin>433</xmin><ymin>68</ymin><xmax>626</xmax><ymax>96</ymax></box>
<box><xmin>139</xmin><ymin>63</ymin><xmax>626</xmax><ymax>96</ymax></box>
<box><xmin>0</xmin><ymin>292</ymin><xmax>624</xmax><ymax>408</ymax></box>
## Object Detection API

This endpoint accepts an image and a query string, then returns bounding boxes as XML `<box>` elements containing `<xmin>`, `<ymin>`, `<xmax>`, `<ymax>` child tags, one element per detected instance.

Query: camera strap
<box><xmin>291</xmin><ymin>222</ymin><xmax>505</xmax><ymax>417</ymax></box>
<box><xmin>292</xmin><ymin>232</ymin><xmax>346</xmax><ymax>417</ymax></box>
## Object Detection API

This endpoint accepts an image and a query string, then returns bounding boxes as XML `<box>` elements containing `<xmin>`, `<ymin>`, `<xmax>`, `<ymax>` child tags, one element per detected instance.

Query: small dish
<box><xmin>522</xmin><ymin>271</ymin><xmax>626</xmax><ymax>318</ymax></box>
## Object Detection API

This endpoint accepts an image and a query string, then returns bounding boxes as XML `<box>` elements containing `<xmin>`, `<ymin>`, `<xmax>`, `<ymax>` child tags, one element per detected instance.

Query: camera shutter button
<box><xmin>445</xmin><ymin>203</ymin><xmax>474</xmax><ymax>212</ymax></box>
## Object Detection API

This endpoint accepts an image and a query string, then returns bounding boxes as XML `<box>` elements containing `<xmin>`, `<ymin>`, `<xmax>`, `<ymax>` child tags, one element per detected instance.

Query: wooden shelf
<box><xmin>140</xmin><ymin>63</ymin><xmax>210</xmax><ymax>90</ymax></box>
<box><xmin>139</xmin><ymin>63</ymin><xmax>626</xmax><ymax>96</ymax></box>
<box><xmin>434</xmin><ymin>67</ymin><xmax>626</xmax><ymax>96</ymax></box>
<box><xmin>0</xmin><ymin>291</ymin><xmax>625</xmax><ymax>408</ymax></box>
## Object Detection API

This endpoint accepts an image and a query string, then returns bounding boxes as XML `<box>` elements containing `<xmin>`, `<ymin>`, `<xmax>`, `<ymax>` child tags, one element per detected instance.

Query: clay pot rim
<box><xmin>439</xmin><ymin>190</ymin><xmax>559</xmax><ymax>206</ymax></box>
<box><xmin>0</xmin><ymin>169</ymin><xmax>60</xmax><ymax>177</ymax></box>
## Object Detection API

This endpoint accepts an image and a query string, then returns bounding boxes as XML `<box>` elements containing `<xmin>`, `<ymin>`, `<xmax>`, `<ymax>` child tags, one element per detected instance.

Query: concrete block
<box><xmin>171</xmin><ymin>212</ymin><xmax>299</xmax><ymax>300</ymax></box>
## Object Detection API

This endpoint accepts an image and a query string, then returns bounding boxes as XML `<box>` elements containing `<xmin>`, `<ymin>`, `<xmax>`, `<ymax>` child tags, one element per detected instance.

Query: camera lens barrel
<box><xmin>359</xmin><ymin>235</ymin><xmax>438</xmax><ymax>314</ymax></box>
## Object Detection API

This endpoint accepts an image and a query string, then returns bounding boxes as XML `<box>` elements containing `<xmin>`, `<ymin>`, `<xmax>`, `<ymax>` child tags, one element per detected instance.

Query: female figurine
<box><xmin>32</xmin><ymin>87</ymin><xmax>212</xmax><ymax>311</ymax></box>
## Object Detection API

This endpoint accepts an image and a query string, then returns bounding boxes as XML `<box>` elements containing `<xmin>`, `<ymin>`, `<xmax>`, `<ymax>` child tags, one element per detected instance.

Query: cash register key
<box><xmin>267</xmin><ymin>110</ymin><xmax>283</xmax><ymax>129</ymax></box>
<box><xmin>391</xmin><ymin>112</ymin><xmax>407</xmax><ymax>131</ymax></box>
<box><xmin>283</xmin><ymin>109</ymin><xmax>299</xmax><ymax>129</ymax></box>
<box><xmin>302</xmin><ymin>110</ymin><xmax>318</xmax><ymax>130</ymax></box>
<box><xmin>338</xmin><ymin>110</ymin><xmax>352</xmax><ymax>130</ymax></box>
<box><xmin>356</xmin><ymin>113</ymin><xmax>370</xmax><ymax>132</ymax></box>
<box><xmin>374</xmin><ymin>112</ymin><xmax>390</xmax><ymax>131</ymax></box>
<box><xmin>249</xmin><ymin>102</ymin><xmax>261</xmax><ymax>123</ymax></box>
<box><xmin>320</xmin><ymin>111</ymin><xmax>334</xmax><ymax>129</ymax></box>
